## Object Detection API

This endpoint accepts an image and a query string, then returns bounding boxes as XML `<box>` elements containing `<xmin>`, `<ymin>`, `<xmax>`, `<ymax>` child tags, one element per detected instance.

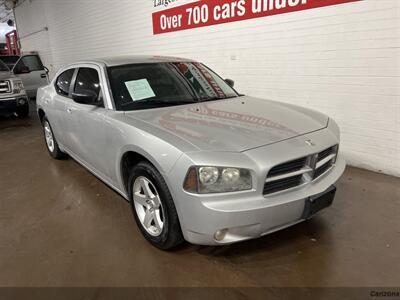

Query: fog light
<box><xmin>18</xmin><ymin>98</ymin><xmax>26</xmax><ymax>105</ymax></box>
<box><xmin>214</xmin><ymin>229</ymin><xmax>228</xmax><ymax>241</ymax></box>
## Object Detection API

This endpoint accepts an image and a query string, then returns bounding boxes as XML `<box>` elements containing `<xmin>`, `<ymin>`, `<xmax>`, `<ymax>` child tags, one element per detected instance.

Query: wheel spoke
<box><xmin>143</xmin><ymin>210</ymin><xmax>154</xmax><ymax>228</ymax></box>
<box><xmin>140</xmin><ymin>178</ymin><xmax>155</xmax><ymax>199</ymax></box>
<box><xmin>152</xmin><ymin>196</ymin><xmax>161</xmax><ymax>208</ymax></box>
<box><xmin>133</xmin><ymin>192</ymin><xmax>147</xmax><ymax>206</ymax></box>
<box><xmin>153</xmin><ymin>211</ymin><xmax>163</xmax><ymax>232</ymax></box>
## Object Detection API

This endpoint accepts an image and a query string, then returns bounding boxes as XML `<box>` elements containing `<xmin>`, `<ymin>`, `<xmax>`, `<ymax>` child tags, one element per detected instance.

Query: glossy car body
<box><xmin>37</xmin><ymin>56</ymin><xmax>346</xmax><ymax>246</ymax></box>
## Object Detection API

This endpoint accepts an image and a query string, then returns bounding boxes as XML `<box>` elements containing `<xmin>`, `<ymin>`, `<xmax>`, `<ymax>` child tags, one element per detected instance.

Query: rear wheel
<box><xmin>128</xmin><ymin>161</ymin><xmax>184</xmax><ymax>250</ymax></box>
<box><xmin>42</xmin><ymin>117</ymin><xmax>67</xmax><ymax>159</ymax></box>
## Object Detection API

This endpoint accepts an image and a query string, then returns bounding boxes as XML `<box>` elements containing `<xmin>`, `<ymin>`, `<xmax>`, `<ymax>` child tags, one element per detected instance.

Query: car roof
<box><xmin>80</xmin><ymin>55</ymin><xmax>197</xmax><ymax>67</ymax></box>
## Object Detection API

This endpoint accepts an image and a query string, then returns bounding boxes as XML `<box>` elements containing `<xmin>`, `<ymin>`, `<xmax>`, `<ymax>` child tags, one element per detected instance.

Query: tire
<box><xmin>128</xmin><ymin>161</ymin><xmax>184</xmax><ymax>250</ymax></box>
<box><xmin>42</xmin><ymin>116</ymin><xmax>67</xmax><ymax>160</ymax></box>
<box><xmin>16</xmin><ymin>104</ymin><xmax>29</xmax><ymax>118</ymax></box>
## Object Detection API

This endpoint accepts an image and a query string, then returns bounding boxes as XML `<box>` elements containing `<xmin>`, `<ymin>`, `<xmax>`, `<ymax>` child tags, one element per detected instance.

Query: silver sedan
<box><xmin>36</xmin><ymin>56</ymin><xmax>346</xmax><ymax>249</ymax></box>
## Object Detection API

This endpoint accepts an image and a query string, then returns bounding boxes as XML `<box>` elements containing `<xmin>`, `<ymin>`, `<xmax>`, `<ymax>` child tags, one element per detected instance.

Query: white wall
<box><xmin>15</xmin><ymin>0</ymin><xmax>400</xmax><ymax>177</ymax></box>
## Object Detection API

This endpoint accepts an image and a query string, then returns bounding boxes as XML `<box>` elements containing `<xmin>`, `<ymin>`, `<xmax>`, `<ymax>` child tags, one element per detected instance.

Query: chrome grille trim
<box><xmin>266</xmin><ymin>166</ymin><xmax>312</xmax><ymax>183</ymax></box>
<box><xmin>316</xmin><ymin>153</ymin><xmax>337</xmax><ymax>169</ymax></box>
<box><xmin>0</xmin><ymin>80</ymin><xmax>11</xmax><ymax>94</ymax></box>
<box><xmin>264</xmin><ymin>145</ymin><xmax>338</xmax><ymax>195</ymax></box>
<box><xmin>268</xmin><ymin>157</ymin><xmax>307</xmax><ymax>177</ymax></box>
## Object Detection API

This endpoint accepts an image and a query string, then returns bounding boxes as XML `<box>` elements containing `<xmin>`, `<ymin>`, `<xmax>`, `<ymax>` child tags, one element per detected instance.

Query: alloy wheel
<box><xmin>44</xmin><ymin>121</ymin><xmax>55</xmax><ymax>152</ymax></box>
<box><xmin>133</xmin><ymin>176</ymin><xmax>164</xmax><ymax>237</ymax></box>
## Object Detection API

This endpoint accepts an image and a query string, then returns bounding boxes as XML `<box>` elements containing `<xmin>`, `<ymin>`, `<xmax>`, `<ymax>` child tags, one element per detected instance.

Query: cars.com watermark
<box><xmin>370</xmin><ymin>290</ymin><xmax>400</xmax><ymax>298</ymax></box>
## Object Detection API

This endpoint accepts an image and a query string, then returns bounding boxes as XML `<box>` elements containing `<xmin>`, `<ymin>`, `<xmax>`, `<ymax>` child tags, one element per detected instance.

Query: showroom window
<box><xmin>74</xmin><ymin>68</ymin><xmax>102</xmax><ymax>102</ymax></box>
<box><xmin>55</xmin><ymin>69</ymin><xmax>75</xmax><ymax>97</ymax></box>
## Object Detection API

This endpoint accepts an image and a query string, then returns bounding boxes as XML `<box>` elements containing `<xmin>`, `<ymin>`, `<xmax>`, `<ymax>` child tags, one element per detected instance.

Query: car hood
<box><xmin>123</xmin><ymin>96</ymin><xmax>329</xmax><ymax>152</ymax></box>
<box><xmin>0</xmin><ymin>71</ymin><xmax>14</xmax><ymax>80</ymax></box>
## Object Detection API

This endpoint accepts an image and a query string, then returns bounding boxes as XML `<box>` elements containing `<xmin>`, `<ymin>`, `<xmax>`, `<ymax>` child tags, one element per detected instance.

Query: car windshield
<box><xmin>0</xmin><ymin>56</ymin><xmax>19</xmax><ymax>69</ymax></box>
<box><xmin>0</xmin><ymin>60</ymin><xmax>9</xmax><ymax>72</ymax></box>
<box><xmin>107</xmin><ymin>62</ymin><xmax>239</xmax><ymax>111</ymax></box>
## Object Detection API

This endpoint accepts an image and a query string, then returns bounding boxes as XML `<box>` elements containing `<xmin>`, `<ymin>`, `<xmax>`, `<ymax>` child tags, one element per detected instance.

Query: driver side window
<box><xmin>15</xmin><ymin>55</ymin><xmax>44</xmax><ymax>73</ymax></box>
<box><xmin>74</xmin><ymin>67</ymin><xmax>103</xmax><ymax>105</ymax></box>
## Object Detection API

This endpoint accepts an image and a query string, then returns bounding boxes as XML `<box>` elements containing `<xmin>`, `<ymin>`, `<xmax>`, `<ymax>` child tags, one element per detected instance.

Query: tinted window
<box><xmin>0</xmin><ymin>60</ymin><xmax>9</xmax><ymax>72</ymax></box>
<box><xmin>0</xmin><ymin>56</ymin><xmax>19</xmax><ymax>69</ymax></box>
<box><xmin>56</xmin><ymin>69</ymin><xmax>75</xmax><ymax>96</ymax></box>
<box><xmin>74</xmin><ymin>68</ymin><xmax>101</xmax><ymax>99</ymax></box>
<box><xmin>107</xmin><ymin>62</ymin><xmax>238</xmax><ymax>111</ymax></box>
<box><xmin>17</xmin><ymin>55</ymin><xmax>44</xmax><ymax>71</ymax></box>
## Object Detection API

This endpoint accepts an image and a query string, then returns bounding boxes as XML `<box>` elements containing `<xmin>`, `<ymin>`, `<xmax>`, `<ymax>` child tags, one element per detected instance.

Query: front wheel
<box><xmin>16</xmin><ymin>104</ymin><xmax>29</xmax><ymax>118</ymax></box>
<box><xmin>128</xmin><ymin>161</ymin><xmax>184</xmax><ymax>250</ymax></box>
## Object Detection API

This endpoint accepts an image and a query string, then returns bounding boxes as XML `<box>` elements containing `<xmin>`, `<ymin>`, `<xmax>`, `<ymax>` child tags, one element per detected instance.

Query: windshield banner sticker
<box><xmin>125</xmin><ymin>79</ymin><xmax>156</xmax><ymax>101</ymax></box>
<box><xmin>153</xmin><ymin>0</ymin><xmax>362</xmax><ymax>35</ymax></box>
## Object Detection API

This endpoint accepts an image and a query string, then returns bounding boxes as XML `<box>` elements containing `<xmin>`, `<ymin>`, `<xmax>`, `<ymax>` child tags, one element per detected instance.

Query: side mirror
<box><xmin>15</xmin><ymin>66</ymin><xmax>31</xmax><ymax>74</ymax></box>
<box><xmin>71</xmin><ymin>89</ymin><xmax>99</xmax><ymax>105</ymax></box>
<box><xmin>225</xmin><ymin>78</ymin><xmax>235</xmax><ymax>88</ymax></box>
<box><xmin>44</xmin><ymin>66</ymin><xmax>49</xmax><ymax>75</ymax></box>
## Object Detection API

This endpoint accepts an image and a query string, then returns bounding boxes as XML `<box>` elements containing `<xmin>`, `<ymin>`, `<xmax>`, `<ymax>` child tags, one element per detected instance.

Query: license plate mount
<box><xmin>302</xmin><ymin>186</ymin><xmax>336</xmax><ymax>219</ymax></box>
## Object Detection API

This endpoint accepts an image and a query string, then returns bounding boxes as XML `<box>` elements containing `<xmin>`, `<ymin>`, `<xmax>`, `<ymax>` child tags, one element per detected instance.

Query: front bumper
<box><xmin>0</xmin><ymin>96</ymin><xmax>29</xmax><ymax>113</ymax></box>
<box><xmin>182</xmin><ymin>156</ymin><xmax>345</xmax><ymax>245</ymax></box>
<box><xmin>168</xmin><ymin>127</ymin><xmax>346</xmax><ymax>246</ymax></box>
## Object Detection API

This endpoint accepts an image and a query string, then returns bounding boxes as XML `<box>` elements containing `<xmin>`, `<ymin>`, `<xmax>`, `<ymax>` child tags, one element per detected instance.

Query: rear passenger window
<box><xmin>55</xmin><ymin>69</ymin><xmax>75</xmax><ymax>96</ymax></box>
<box><xmin>74</xmin><ymin>68</ymin><xmax>101</xmax><ymax>100</ymax></box>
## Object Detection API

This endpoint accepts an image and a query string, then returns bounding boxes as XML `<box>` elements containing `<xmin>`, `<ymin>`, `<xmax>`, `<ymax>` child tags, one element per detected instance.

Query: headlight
<box><xmin>184</xmin><ymin>166</ymin><xmax>252</xmax><ymax>194</ymax></box>
<box><xmin>199</xmin><ymin>167</ymin><xmax>219</xmax><ymax>186</ymax></box>
<box><xmin>12</xmin><ymin>80</ymin><xmax>25</xmax><ymax>94</ymax></box>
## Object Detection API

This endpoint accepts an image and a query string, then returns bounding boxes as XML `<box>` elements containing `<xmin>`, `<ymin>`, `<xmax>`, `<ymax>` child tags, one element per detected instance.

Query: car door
<box><xmin>65</xmin><ymin>66</ymin><xmax>111</xmax><ymax>181</ymax></box>
<box><xmin>13</xmin><ymin>55</ymin><xmax>49</xmax><ymax>98</ymax></box>
<box><xmin>49</xmin><ymin>67</ymin><xmax>76</xmax><ymax>147</ymax></box>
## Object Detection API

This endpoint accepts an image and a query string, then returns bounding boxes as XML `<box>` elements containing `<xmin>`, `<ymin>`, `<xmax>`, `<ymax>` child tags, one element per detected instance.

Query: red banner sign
<box><xmin>153</xmin><ymin>0</ymin><xmax>361</xmax><ymax>34</ymax></box>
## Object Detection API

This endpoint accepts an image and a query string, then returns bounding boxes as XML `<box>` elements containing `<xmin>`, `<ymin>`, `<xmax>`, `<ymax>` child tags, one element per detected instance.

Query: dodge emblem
<box><xmin>305</xmin><ymin>139</ymin><xmax>316</xmax><ymax>146</ymax></box>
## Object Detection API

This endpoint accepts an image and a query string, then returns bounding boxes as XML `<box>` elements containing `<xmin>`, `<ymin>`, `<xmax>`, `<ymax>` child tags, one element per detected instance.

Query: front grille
<box><xmin>268</xmin><ymin>157</ymin><xmax>307</xmax><ymax>177</ymax></box>
<box><xmin>318</xmin><ymin>146</ymin><xmax>335</xmax><ymax>161</ymax></box>
<box><xmin>264</xmin><ymin>144</ymin><xmax>339</xmax><ymax>195</ymax></box>
<box><xmin>263</xmin><ymin>175</ymin><xmax>303</xmax><ymax>195</ymax></box>
<box><xmin>0</xmin><ymin>80</ymin><xmax>11</xmax><ymax>94</ymax></box>
<box><xmin>314</xmin><ymin>161</ymin><xmax>333</xmax><ymax>179</ymax></box>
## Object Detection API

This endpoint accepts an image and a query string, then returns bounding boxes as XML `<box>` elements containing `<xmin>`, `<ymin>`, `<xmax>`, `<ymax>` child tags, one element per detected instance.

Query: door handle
<box><xmin>41</xmin><ymin>74</ymin><xmax>47</xmax><ymax>78</ymax></box>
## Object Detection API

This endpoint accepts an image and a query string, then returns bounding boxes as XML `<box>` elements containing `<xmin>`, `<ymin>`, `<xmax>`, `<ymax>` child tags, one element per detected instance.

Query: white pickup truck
<box><xmin>0</xmin><ymin>59</ymin><xmax>29</xmax><ymax>118</ymax></box>
<box><xmin>0</xmin><ymin>53</ymin><xmax>49</xmax><ymax>99</ymax></box>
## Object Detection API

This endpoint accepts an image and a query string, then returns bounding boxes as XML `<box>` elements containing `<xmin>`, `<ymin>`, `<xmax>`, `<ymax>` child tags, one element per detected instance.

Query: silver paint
<box><xmin>37</xmin><ymin>56</ymin><xmax>346</xmax><ymax>245</ymax></box>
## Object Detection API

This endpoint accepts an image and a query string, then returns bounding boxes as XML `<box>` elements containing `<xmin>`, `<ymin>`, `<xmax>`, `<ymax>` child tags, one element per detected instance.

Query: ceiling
<box><xmin>0</xmin><ymin>0</ymin><xmax>15</xmax><ymax>24</ymax></box>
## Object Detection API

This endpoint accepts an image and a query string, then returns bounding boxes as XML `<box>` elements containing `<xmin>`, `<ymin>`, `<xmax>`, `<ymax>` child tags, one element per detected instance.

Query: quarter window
<box><xmin>74</xmin><ymin>68</ymin><xmax>101</xmax><ymax>100</ymax></box>
<box><xmin>55</xmin><ymin>69</ymin><xmax>75</xmax><ymax>96</ymax></box>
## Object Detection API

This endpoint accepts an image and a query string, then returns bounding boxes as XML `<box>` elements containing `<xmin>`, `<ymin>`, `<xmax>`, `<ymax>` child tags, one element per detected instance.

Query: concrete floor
<box><xmin>0</xmin><ymin>103</ymin><xmax>399</xmax><ymax>288</ymax></box>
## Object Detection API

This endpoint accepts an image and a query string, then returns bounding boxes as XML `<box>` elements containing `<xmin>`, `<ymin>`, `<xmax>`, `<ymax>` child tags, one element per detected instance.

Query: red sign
<box><xmin>153</xmin><ymin>0</ymin><xmax>361</xmax><ymax>34</ymax></box>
